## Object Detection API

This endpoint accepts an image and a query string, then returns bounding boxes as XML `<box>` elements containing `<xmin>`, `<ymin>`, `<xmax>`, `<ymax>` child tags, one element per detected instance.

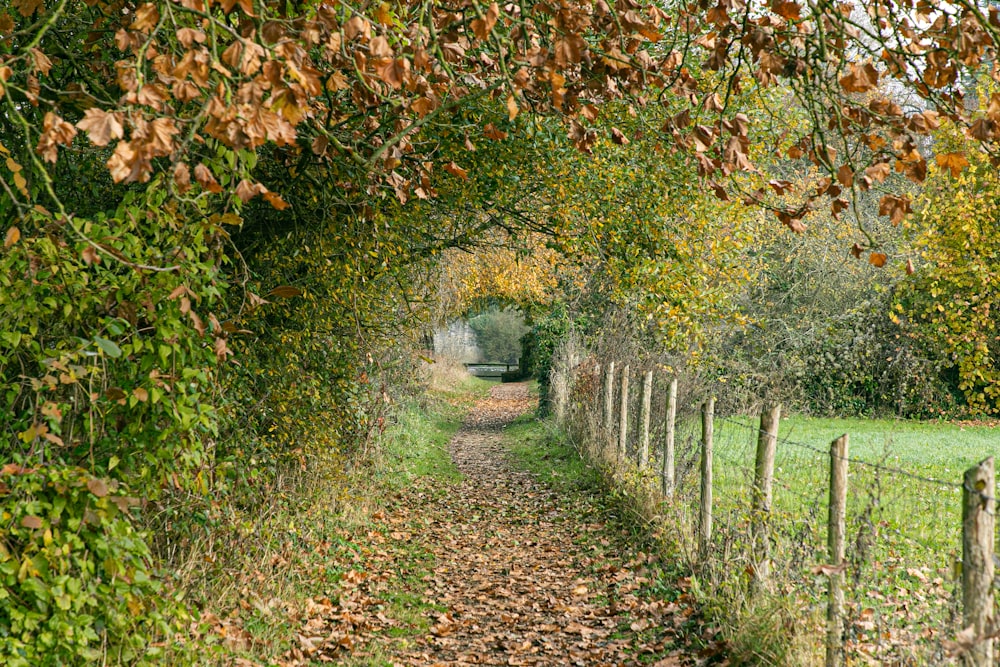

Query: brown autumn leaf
<box><xmin>107</xmin><ymin>140</ymin><xmax>153</xmax><ymax>184</ymax></box>
<box><xmin>262</xmin><ymin>191</ymin><xmax>289</xmax><ymax>210</ymax></box>
<box><xmin>831</xmin><ymin>198</ymin><xmax>849</xmax><ymax>219</ymax></box>
<box><xmin>4</xmin><ymin>226</ymin><xmax>20</xmax><ymax>248</ymax></box>
<box><xmin>767</xmin><ymin>179</ymin><xmax>792</xmax><ymax>195</ymax></box>
<box><xmin>777</xmin><ymin>210</ymin><xmax>806</xmax><ymax>233</ymax></box>
<box><xmin>908</xmin><ymin>109</ymin><xmax>940</xmax><ymax>134</ymax></box>
<box><xmin>868</xmin><ymin>252</ymin><xmax>888</xmax><ymax>267</ymax></box>
<box><xmin>836</xmin><ymin>164</ymin><xmax>853</xmax><ymax>187</ymax></box>
<box><xmin>851</xmin><ymin>243</ymin><xmax>863</xmax><ymax>259</ymax></box>
<box><xmin>483</xmin><ymin>123</ymin><xmax>507</xmax><ymax>141</ymax></box>
<box><xmin>269</xmin><ymin>286</ymin><xmax>303</xmax><ymax>298</ymax></box>
<box><xmin>76</xmin><ymin>108</ymin><xmax>124</xmax><ymax>147</ymax></box>
<box><xmin>13</xmin><ymin>0</ymin><xmax>43</xmax><ymax>18</ymax></box>
<box><xmin>878</xmin><ymin>193</ymin><xmax>911</xmax><ymax>225</ymax></box>
<box><xmin>343</xmin><ymin>15</ymin><xmax>371</xmax><ymax>41</ymax></box>
<box><xmin>444</xmin><ymin>162</ymin><xmax>468</xmax><ymax>180</ymax></box>
<box><xmin>173</xmin><ymin>162</ymin><xmax>191</xmax><ymax>193</ymax></box>
<box><xmin>20</xmin><ymin>515</ymin><xmax>43</xmax><ymax>529</ymax></box>
<box><xmin>131</xmin><ymin>3</ymin><xmax>160</xmax><ymax>32</ymax></box>
<box><xmin>219</xmin><ymin>0</ymin><xmax>254</xmax><ymax>16</ymax></box>
<box><xmin>176</xmin><ymin>27</ymin><xmax>206</xmax><ymax>48</ymax></box>
<box><xmin>221</xmin><ymin>40</ymin><xmax>265</xmax><ymax>75</ymax></box>
<box><xmin>839</xmin><ymin>61</ymin><xmax>880</xmax><ymax>93</ymax></box>
<box><xmin>569</xmin><ymin>120</ymin><xmax>597</xmax><ymax>154</ymax></box>
<box><xmin>87</xmin><ymin>478</ymin><xmax>109</xmax><ymax>498</ymax></box>
<box><xmin>81</xmin><ymin>246</ymin><xmax>100</xmax><ymax>265</ymax></box>
<box><xmin>611</xmin><ymin>127</ymin><xmax>630</xmax><ymax>145</ymax></box>
<box><xmin>194</xmin><ymin>164</ymin><xmax>223</xmax><ymax>193</ymax></box>
<box><xmin>812</xmin><ymin>562</ymin><xmax>847</xmax><ymax>576</ymax></box>
<box><xmin>133</xmin><ymin>387</ymin><xmax>149</xmax><ymax>402</ymax></box>
<box><xmin>471</xmin><ymin>2</ymin><xmax>500</xmax><ymax>40</ymax></box>
<box><xmin>0</xmin><ymin>12</ymin><xmax>15</xmax><ymax>34</ymax></box>
<box><xmin>377</xmin><ymin>58</ymin><xmax>409</xmax><ymax>89</ymax></box>
<box><xmin>554</xmin><ymin>35</ymin><xmax>586</xmax><ymax>67</ymax></box>
<box><xmin>369</xmin><ymin>35</ymin><xmax>393</xmax><ymax>59</ymax></box>
<box><xmin>709</xmin><ymin>180</ymin><xmax>730</xmax><ymax>200</ymax></box>
<box><xmin>935</xmin><ymin>152</ymin><xmax>969</xmax><ymax>177</ymax></box>
<box><xmin>235</xmin><ymin>179</ymin><xmax>267</xmax><ymax>202</ymax></box>
<box><xmin>37</xmin><ymin>112</ymin><xmax>78</xmax><ymax>163</ymax></box>
<box><xmin>214</xmin><ymin>337</ymin><xmax>229</xmax><ymax>363</ymax></box>
<box><xmin>771</xmin><ymin>0</ymin><xmax>801</xmax><ymax>19</ymax></box>
<box><xmin>906</xmin><ymin>258</ymin><xmax>915</xmax><ymax>275</ymax></box>
<box><xmin>29</xmin><ymin>48</ymin><xmax>52</xmax><ymax>76</ymax></box>
<box><xmin>146</xmin><ymin>118</ymin><xmax>179</xmax><ymax>156</ymax></box>
<box><xmin>865</xmin><ymin>162</ymin><xmax>891</xmax><ymax>184</ymax></box>
<box><xmin>506</xmin><ymin>94</ymin><xmax>519</xmax><ymax>121</ymax></box>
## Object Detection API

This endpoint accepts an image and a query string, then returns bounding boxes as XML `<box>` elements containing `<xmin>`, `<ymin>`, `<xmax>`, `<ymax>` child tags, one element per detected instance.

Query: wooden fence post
<box><xmin>699</xmin><ymin>398</ymin><xmax>714</xmax><ymax>563</ymax></box>
<box><xmin>603</xmin><ymin>361</ymin><xmax>615</xmax><ymax>457</ymax></box>
<box><xmin>826</xmin><ymin>434</ymin><xmax>848</xmax><ymax>667</ymax></box>
<box><xmin>618</xmin><ymin>365</ymin><xmax>630</xmax><ymax>461</ymax></box>
<box><xmin>962</xmin><ymin>457</ymin><xmax>995</xmax><ymax>667</ymax></box>
<box><xmin>592</xmin><ymin>363</ymin><xmax>601</xmax><ymax>452</ymax></box>
<box><xmin>640</xmin><ymin>370</ymin><xmax>653</xmax><ymax>468</ymax></box>
<box><xmin>662</xmin><ymin>378</ymin><xmax>677</xmax><ymax>498</ymax></box>
<box><xmin>752</xmin><ymin>404</ymin><xmax>781</xmax><ymax>588</ymax></box>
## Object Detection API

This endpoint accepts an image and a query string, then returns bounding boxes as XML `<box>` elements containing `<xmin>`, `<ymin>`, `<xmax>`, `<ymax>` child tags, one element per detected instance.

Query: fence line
<box><xmin>551</xmin><ymin>353</ymin><xmax>998</xmax><ymax>666</ymax></box>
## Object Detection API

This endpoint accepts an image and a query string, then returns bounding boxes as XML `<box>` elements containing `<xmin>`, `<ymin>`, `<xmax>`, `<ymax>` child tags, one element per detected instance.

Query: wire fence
<box><xmin>551</xmin><ymin>350</ymin><xmax>997</xmax><ymax>666</ymax></box>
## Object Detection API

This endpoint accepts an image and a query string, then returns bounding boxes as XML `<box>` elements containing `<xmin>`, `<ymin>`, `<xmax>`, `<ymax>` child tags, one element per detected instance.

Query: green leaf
<box><xmin>93</xmin><ymin>336</ymin><xmax>122</xmax><ymax>358</ymax></box>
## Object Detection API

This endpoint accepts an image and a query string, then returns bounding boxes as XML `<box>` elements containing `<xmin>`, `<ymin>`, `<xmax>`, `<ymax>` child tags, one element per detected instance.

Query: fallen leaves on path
<box><xmin>279</xmin><ymin>383</ymin><xmax>725</xmax><ymax>666</ymax></box>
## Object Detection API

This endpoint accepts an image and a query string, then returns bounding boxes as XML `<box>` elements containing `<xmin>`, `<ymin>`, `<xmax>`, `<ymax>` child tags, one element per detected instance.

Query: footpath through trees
<box><xmin>283</xmin><ymin>383</ymin><xmax>722</xmax><ymax>666</ymax></box>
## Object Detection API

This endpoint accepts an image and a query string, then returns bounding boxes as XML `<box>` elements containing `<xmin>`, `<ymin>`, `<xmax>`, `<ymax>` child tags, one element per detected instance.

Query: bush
<box><xmin>0</xmin><ymin>465</ymin><xmax>179</xmax><ymax>666</ymax></box>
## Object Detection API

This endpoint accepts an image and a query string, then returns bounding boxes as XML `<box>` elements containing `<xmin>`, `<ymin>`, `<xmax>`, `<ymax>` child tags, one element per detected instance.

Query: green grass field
<box><xmin>659</xmin><ymin>412</ymin><xmax>1000</xmax><ymax>663</ymax></box>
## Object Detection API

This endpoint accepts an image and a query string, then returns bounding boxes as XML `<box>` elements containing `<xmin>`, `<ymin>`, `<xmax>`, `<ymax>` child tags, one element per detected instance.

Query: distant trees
<box><xmin>468</xmin><ymin>308</ymin><xmax>530</xmax><ymax>365</ymax></box>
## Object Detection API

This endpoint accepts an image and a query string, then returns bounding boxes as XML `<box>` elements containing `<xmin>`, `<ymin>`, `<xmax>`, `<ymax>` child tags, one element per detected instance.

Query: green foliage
<box><xmin>522</xmin><ymin>303</ymin><xmax>571</xmax><ymax>414</ymax></box>
<box><xmin>0</xmin><ymin>186</ymin><xmax>224</xmax><ymax>486</ymax></box>
<box><xmin>685</xmin><ymin>194</ymin><xmax>955</xmax><ymax>418</ymax></box>
<box><xmin>895</xmin><ymin>148</ymin><xmax>1000</xmax><ymax>414</ymax></box>
<box><xmin>0</xmin><ymin>466</ymin><xmax>182</xmax><ymax>666</ymax></box>
<box><xmin>467</xmin><ymin>308</ymin><xmax>530</xmax><ymax>364</ymax></box>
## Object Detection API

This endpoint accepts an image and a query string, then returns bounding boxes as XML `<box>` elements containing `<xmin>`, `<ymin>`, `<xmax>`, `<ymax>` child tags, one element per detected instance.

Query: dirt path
<box><xmin>285</xmin><ymin>384</ymin><xmax>712</xmax><ymax>666</ymax></box>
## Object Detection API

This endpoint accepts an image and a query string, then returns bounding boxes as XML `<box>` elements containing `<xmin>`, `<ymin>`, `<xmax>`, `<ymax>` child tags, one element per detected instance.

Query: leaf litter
<box><xmin>278</xmin><ymin>383</ymin><xmax>726</xmax><ymax>666</ymax></box>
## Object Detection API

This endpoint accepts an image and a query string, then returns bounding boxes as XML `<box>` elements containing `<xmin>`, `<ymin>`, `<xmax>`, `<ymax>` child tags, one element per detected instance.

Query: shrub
<box><xmin>0</xmin><ymin>465</ymin><xmax>179</xmax><ymax>666</ymax></box>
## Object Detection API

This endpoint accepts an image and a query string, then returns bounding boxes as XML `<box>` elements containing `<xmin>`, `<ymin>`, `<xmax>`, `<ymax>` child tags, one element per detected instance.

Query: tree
<box><xmin>895</xmin><ymin>130</ymin><xmax>1000</xmax><ymax>414</ymax></box>
<box><xmin>468</xmin><ymin>307</ymin><xmax>530</xmax><ymax>364</ymax></box>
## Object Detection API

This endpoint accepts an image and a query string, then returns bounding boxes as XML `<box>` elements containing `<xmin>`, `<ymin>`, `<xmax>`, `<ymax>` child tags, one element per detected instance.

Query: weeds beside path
<box><xmin>287</xmin><ymin>383</ymin><xmax>722</xmax><ymax>666</ymax></box>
